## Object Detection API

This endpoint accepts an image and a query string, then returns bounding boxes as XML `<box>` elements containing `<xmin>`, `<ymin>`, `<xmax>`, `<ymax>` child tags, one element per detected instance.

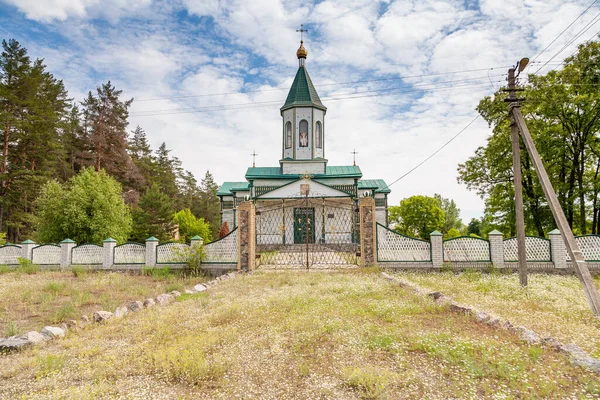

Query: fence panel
<box><xmin>504</xmin><ymin>237</ymin><xmax>551</xmax><ymax>262</ymax></box>
<box><xmin>567</xmin><ymin>235</ymin><xmax>600</xmax><ymax>262</ymax></box>
<box><xmin>376</xmin><ymin>224</ymin><xmax>431</xmax><ymax>262</ymax></box>
<box><xmin>443</xmin><ymin>237</ymin><xmax>490</xmax><ymax>262</ymax></box>
<box><xmin>114</xmin><ymin>243</ymin><xmax>146</xmax><ymax>264</ymax></box>
<box><xmin>156</xmin><ymin>242</ymin><xmax>189</xmax><ymax>264</ymax></box>
<box><xmin>204</xmin><ymin>228</ymin><xmax>238</xmax><ymax>264</ymax></box>
<box><xmin>0</xmin><ymin>245</ymin><xmax>22</xmax><ymax>265</ymax></box>
<box><xmin>32</xmin><ymin>245</ymin><xmax>61</xmax><ymax>265</ymax></box>
<box><xmin>71</xmin><ymin>244</ymin><xmax>103</xmax><ymax>265</ymax></box>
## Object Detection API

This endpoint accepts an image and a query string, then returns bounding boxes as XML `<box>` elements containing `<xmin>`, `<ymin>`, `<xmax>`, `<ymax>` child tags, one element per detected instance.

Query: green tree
<box><xmin>434</xmin><ymin>194</ymin><xmax>463</xmax><ymax>233</ymax></box>
<box><xmin>0</xmin><ymin>39</ymin><xmax>71</xmax><ymax>241</ymax></box>
<box><xmin>130</xmin><ymin>184</ymin><xmax>174</xmax><ymax>241</ymax></box>
<box><xmin>394</xmin><ymin>195</ymin><xmax>445</xmax><ymax>239</ymax></box>
<box><xmin>172</xmin><ymin>208</ymin><xmax>212</xmax><ymax>243</ymax></box>
<box><xmin>35</xmin><ymin>167</ymin><xmax>131</xmax><ymax>243</ymax></box>
<box><xmin>198</xmin><ymin>171</ymin><xmax>220</xmax><ymax>238</ymax></box>
<box><xmin>467</xmin><ymin>218</ymin><xmax>482</xmax><ymax>237</ymax></box>
<box><xmin>444</xmin><ymin>227</ymin><xmax>461</xmax><ymax>239</ymax></box>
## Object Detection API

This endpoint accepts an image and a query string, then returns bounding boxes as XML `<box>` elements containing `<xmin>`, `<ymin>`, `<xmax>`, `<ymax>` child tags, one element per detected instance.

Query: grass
<box><xmin>398</xmin><ymin>270</ymin><xmax>600</xmax><ymax>357</ymax></box>
<box><xmin>1</xmin><ymin>270</ymin><xmax>599</xmax><ymax>399</ymax></box>
<box><xmin>0</xmin><ymin>269</ymin><xmax>205</xmax><ymax>334</ymax></box>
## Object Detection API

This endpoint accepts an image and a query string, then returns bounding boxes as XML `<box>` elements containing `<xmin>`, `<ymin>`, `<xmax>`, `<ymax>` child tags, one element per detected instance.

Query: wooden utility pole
<box><xmin>506</xmin><ymin>67</ymin><xmax>528</xmax><ymax>286</ymax></box>
<box><xmin>507</xmin><ymin>62</ymin><xmax>600</xmax><ymax>316</ymax></box>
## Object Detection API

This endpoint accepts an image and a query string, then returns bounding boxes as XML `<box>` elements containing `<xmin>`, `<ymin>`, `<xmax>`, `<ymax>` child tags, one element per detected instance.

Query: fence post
<box><xmin>190</xmin><ymin>235</ymin><xmax>204</xmax><ymax>248</ymax></box>
<box><xmin>60</xmin><ymin>239</ymin><xmax>75</xmax><ymax>270</ymax></box>
<box><xmin>145</xmin><ymin>237</ymin><xmax>158</xmax><ymax>267</ymax></box>
<box><xmin>20</xmin><ymin>239</ymin><xmax>35</xmax><ymax>261</ymax></box>
<box><xmin>359</xmin><ymin>196</ymin><xmax>377</xmax><ymax>266</ymax></box>
<box><xmin>237</xmin><ymin>201</ymin><xmax>256</xmax><ymax>271</ymax></box>
<box><xmin>549</xmin><ymin>229</ymin><xmax>567</xmax><ymax>269</ymax></box>
<box><xmin>488</xmin><ymin>230</ymin><xmax>504</xmax><ymax>268</ymax></box>
<box><xmin>103</xmin><ymin>238</ymin><xmax>116</xmax><ymax>269</ymax></box>
<box><xmin>430</xmin><ymin>231</ymin><xmax>443</xmax><ymax>268</ymax></box>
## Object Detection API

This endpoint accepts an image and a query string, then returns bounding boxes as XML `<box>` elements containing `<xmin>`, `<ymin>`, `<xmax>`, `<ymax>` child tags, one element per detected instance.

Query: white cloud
<box><xmin>3</xmin><ymin>0</ymin><xmax>152</xmax><ymax>22</ymax></box>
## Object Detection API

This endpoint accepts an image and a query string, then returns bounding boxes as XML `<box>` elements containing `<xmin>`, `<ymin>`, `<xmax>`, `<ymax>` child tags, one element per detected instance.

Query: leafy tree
<box><xmin>35</xmin><ymin>167</ymin><xmax>131</xmax><ymax>243</ymax></box>
<box><xmin>434</xmin><ymin>194</ymin><xmax>463</xmax><ymax>233</ymax></box>
<box><xmin>218</xmin><ymin>221</ymin><xmax>230</xmax><ymax>239</ymax></box>
<box><xmin>458</xmin><ymin>40</ymin><xmax>600</xmax><ymax>235</ymax></box>
<box><xmin>388</xmin><ymin>205</ymin><xmax>401</xmax><ymax>226</ymax></box>
<box><xmin>393</xmin><ymin>195</ymin><xmax>445</xmax><ymax>239</ymax></box>
<box><xmin>444</xmin><ymin>228</ymin><xmax>461</xmax><ymax>239</ymax></box>
<box><xmin>172</xmin><ymin>208</ymin><xmax>212</xmax><ymax>243</ymax></box>
<box><xmin>130</xmin><ymin>184</ymin><xmax>174</xmax><ymax>241</ymax></box>
<box><xmin>467</xmin><ymin>218</ymin><xmax>482</xmax><ymax>237</ymax></box>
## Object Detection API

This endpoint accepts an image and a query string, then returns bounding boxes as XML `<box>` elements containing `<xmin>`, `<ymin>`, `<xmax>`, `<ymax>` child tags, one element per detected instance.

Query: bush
<box><xmin>17</xmin><ymin>258</ymin><xmax>39</xmax><ymax>274</ymax></box>
<box><xmin>71</xmin><ymin>265</ymin><xmax>87</xmax><ymax>278</ymax></box>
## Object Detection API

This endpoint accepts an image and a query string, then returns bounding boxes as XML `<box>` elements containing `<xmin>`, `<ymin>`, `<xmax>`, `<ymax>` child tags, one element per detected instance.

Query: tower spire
<box><xmin>296</xmin><ymin>24</ymin><xmax>308</xmax><ymax>65</ymax></box>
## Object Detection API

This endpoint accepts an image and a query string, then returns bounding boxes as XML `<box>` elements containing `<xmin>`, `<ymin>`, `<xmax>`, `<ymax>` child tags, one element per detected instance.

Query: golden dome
<box><xmin>296</xmin><ymin>40</ymin><xmax>307</xmax><ymax>59</ymax></box>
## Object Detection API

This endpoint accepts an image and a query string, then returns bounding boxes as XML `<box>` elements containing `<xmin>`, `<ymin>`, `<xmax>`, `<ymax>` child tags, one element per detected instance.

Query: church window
<box><xmin>285</xmin><ymin>122</ymin><xmax>292</xmax><ymax>149</ymax></box>
<box><xmin>299</xmin><ymin>119</ymin><xmax>309</xmax><ymax>147</ymax></box>
<box><xmin>315</xmin><ymin>121</ymin><xmax>322</xmax><ymax>148</ymax></box>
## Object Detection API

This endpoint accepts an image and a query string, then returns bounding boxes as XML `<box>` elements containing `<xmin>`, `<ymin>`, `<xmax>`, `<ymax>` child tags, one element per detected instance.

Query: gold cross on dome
<box><xmin>351</xmin><ymin>149</ymin><xmax>359</xmax><ymax>166</ymax></box>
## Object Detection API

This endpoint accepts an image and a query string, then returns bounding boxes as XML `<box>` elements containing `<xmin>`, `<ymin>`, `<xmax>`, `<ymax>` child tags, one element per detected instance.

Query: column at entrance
<box><xmin>237</xmin><ymin>201</ymin><xmax>256</xmax><ymax>271</ymax></box>
<box><xmin>359</xmin><ymin>197</ymin><xmax>376</xmax><ymax>267</ymax></box>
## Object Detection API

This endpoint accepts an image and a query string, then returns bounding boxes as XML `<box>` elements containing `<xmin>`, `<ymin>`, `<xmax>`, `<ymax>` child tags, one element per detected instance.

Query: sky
<box><xmin>0</xmin><ymin>0</ymin><xmax>598</xmax><ymax>222</ymax></box>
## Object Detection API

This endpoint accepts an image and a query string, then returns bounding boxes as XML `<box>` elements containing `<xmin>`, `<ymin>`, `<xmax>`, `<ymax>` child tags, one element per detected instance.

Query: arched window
<box><xmin>285</xmin><ymin>122</ymin><xmax>292</xmax><ymax>149</ymax></box>
<box><xmin>315</xmin><ymin>121</ymin><xmax>322</xmax><ymax>149</ymax></box>
<box><xmin>299</xmin><ymin>119</ymin><xmax>309</xmax><ymax>147</ymax></box>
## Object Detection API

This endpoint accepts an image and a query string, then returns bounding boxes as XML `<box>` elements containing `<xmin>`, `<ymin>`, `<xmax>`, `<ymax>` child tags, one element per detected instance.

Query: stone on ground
<box><xmin>41</xmin><ymin>326</ymin><xmax>65</xmax><ymax>338</ymax></box>
<box><xmin>93</xmin><ymin>311</ymin><xmax>113</xmax><ymax>323</ymax></box>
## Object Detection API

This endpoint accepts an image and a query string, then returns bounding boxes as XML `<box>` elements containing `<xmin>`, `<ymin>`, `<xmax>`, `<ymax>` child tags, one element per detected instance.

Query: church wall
<box><xmin>295</xmin><ymin>107</ymin><xmax>312</xmax><ymax>159</ymax></box>
<box><xmin>282</xmin><ymin>161</ymin><xmax>326</xmax><ymax>175</ymax></box>
<box><xmin>376</xmin><ymin>209</ymin><xmax>387</xmax><ymax>226</ymax></box>
<box><xmin>317</xmin><ymin>178</ymin><xmax>355</xmax><ymax>186</ymax></box>
<box><xmin>283</xmin><ymin>109</ymin><xmax>294</xmax><ymax>159</ymax></box>
<box><xmin>253</xmin><ymin>179</ymin><xmax>296</xmax><ymax>187</ymax></box>
<box><xmin>313</xmin><ymin>109</ymin><xmax>324</xmax><ymax>159</ymax></box>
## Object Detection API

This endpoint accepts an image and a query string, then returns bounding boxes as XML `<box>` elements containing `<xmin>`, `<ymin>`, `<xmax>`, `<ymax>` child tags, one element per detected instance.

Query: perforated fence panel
<box><xmin>504</xmin><ymin>237</ymin><xmax>551</xmax><ymax>262</ymax></box>
<box><xmin>72</xmin><ymin>244</ymin><xmax>103</xmax><ymax>265</ymax></box>
<box><xmin>114</xmin><ymin>243</ymin><xmax>146</xmax><ymax>264</ymax></box>
<box><xmin>32</xmin><ymin>245</ymin><xmax>61</xmax><ymax>265</ymax></box>
<box><xmin>376</xmin><ymin>223</ymin><xmax>431</xmax><ymax>262</ymax></box>
<box><xmin>567</xmin><ymin>235</ymin><xmax>600</xmax><ymax>262</ymax></box>
<box><xmin>204</xmin><ymin>229</ymin><xmax>238</xmax><ymax>264</ymax></box>
<box><xmin>443</xmin><ymin>237</ymin><xmax>490</xmax><ymax>262</ymax></box>
<box><xmin>156</xmin><ymin>242</ymin><xmax>189</xmax><ymax>264</ymax></box>
<box><xmin>0</xmin><ymin>245</ymin><xmax>21</xmax><ymax>265</ymax></box>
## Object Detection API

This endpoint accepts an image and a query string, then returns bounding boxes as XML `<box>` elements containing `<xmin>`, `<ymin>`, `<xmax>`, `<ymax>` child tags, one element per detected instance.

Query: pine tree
<box><xmin>130</xmin><ymin>184</ymin><xmax>175</xmax><ymax>241</ymax></box>
<box><xmin>198</xmin><ymin>171</ymin><xmax>221</xmax><ymax>238</ymax></box>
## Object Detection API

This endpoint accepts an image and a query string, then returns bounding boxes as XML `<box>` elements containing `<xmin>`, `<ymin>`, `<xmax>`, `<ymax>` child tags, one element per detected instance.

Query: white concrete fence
<box><xmin>0</xmin><ymin>228</ymin><xmax>239</xmax><ymax>271</ymax></box>
<box><xmin>376</xmin><ymin>223</ymin><xmax>600</xmax><ymax>271</ymax></box>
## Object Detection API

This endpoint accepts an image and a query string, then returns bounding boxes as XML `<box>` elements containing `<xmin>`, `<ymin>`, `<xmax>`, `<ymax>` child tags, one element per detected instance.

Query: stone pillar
<box><xmin>103</xmin><ymin>238</ymin><xmax>116</xmax><ymax>269</ymax></box>
<box><xmin>488</xmin><ymin>229</ymin><xmax>504</xmax><ymax>268</ymax></box>
<box><xmin>237</xmin><ymin>201</ymin><xmax>256</xmax><ymax>271</ymax></box>
<box><xmin>359</xmin><ymin>197</ymin><xmax>377</xmax><ymax>266</ymax></box>
<box><xmin>60</xmin><ymin>239</ymin><xmax>75</xmax><ymax>270</ymax></box>
<box><xmin>430</xmin><ymin>231</ymin><xmax>443</xmax><ymax>268</ymax></box>
<box><xmin>20</xmin><ymin>239</ymin><xmax>35</xmax><ymax>261</ymax></box>
<box><xmin>549</xmin><ymin>229</ymin><xmax>567</xmax><ymax>269</ymax></box>
<box><xmin>190</xmin><ymin>235</ymin><xmax>204</xmax><ymax>248</ymax></box>
<box><xmin>145</xmin><ymin>237</ymin><xmax>158</xmax><ymax>267</ymax></box>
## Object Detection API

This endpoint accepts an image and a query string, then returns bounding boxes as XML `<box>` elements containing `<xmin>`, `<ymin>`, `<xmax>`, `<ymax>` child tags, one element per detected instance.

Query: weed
<box><xmin>176</xmin><ymin>292</ymin><xmax>208</xmax><ymax>302</ymax></box>
<box><xmin>343</xmin><ymin>367</ymin><xmax>390</xmax><ymax>399</ymax></box>
<box><xmin>52</xmin><ymin>302</ymin><xmax>76</xmax><ymax>323</ymax></box>
<box><xmin>298</xmin><ymin>363</ymin><xmax>311</xmax><ymax>377</ymax></box>
<box><xmin>5</xmin><ymin>321</ymin><xmax>19</xmax><ymax>337</ymax></box>
<box><xmin>71</xmin><ymin>265</ymin><xmax>87</xmax><ymax>278</ymax></box>
<box><xmin>44</xmin><ymin>281</ymin><xmax>67</xmax><ymax>295</ymax></box>
<box><xmin>36</xmin><ymin>354</ymin><xmax>65</xmax><ymax>378</ymax></box>
<box><xmin>528</xmin><ymin>346</ymin><xmax>543</xmax><ymax>362</ymax></box>
<box><xmin>0</xmin><ymin>264</ymin><xmax>11</xmax><ymax>274</ymax></box>
<box><xmin>366</xmin><ymin>334</ymin><xmax>396</xmax><ymax>351</ymax></box>
<box><xmin>16</xmin><ymin>258</ymin><xmax>39</xmax><ymax>274</ymax></box>
<box><xmin>144</xmin><ymin>266</ymin><xmax>172</xmax><ymax>280</ymax></box>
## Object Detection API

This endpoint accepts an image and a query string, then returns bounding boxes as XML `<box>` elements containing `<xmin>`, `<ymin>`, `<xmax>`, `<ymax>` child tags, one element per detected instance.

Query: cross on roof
<box><xmin>351</xmin><ymin>149</ymin><xmax>359</xmax><ymax>166</ymax></box>
<box><xmin>251</xmin><ymin>150</ymin><xmax>258</xmax><ymax>168</ymax></box>
<box><xmin>296</xmin><ymin>24</ymin><xmax>307</xmax><ymax>41</ymax></box>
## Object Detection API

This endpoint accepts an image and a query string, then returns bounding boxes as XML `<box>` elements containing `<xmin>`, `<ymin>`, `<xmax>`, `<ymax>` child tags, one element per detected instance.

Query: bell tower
<box><xmin>280</xmin><ymin>36</ymin><xmax>327</xmax><ymax>175</ymax></box>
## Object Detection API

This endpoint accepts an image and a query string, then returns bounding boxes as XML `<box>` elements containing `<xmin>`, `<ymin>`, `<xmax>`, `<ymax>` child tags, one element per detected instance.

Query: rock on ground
<box><xmin>128</xmin><ymin>301</ymin><xmax>144</xmax><ymax>312</ymax></box>
<box><xmin>0</xmin><ymin>337</ymin><xmax>31</xmax><ymax>352</ymax></box>
<box><xmin>41</xmin><ymin>326</ymin><xmax>65</xmax><ymax>338</ymax></box>
<box><xmin>194</xmin><ymin>284</ymin><xmax>207</xmax><ymax>292</ymax></box>
<box><xmin>155</xmin><ymin>293</ymin><xmax>175</xmax><ymax>305</ymax></box>
<box><xmin>114</xmin><ymin>306</ymin><xmax>128</xmax><ymax>318</ymax></box>
<box><xmin>93</xmin><ymin>311</ymin><xmax>113</xmax><ymax>323</ymax></box>
<box><xmin>19</xmin><ymin>331</ymin><xmax>48</xmax><ymax>344</ymax></box>
<box><xmin>143</xmin><ymin>298</ymin><xmax>155</xmax><ymax>308</ymax></box>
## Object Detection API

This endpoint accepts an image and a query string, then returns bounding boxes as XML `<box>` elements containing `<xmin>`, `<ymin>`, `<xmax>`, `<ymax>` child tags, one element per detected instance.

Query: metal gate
<box><xmin>255</xmin><ymin>195</ymin><xmax>360</xmax><ymax>268</ymax></box>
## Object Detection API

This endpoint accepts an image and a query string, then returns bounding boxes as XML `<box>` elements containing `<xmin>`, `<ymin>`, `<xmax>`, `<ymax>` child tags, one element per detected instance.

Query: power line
<box><xmin>528</xmin><ymin>0</ymin><xmax>598</xmax><ymax>67</ymax></box>
<box><xmin>382</xmin><ymin>115</ymin><xmax>481</xmax><ymax>190</ymax></box>
<box><xmin>133</xmin><ymin>65</ymin><xmax>514</xmax><ymax>102</ymax></box>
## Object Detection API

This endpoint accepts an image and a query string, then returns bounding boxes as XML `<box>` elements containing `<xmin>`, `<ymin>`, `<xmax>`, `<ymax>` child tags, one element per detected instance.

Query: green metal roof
<box><xmin>358</xmin><ymin>179</ymin><xmax>391</xmax><ymax>194</ymax></box>
<box><xmin>217</xmin><ymin>182</ymin><xmax>249</xmax><ymax>196</ymax></box>
<box><xmin>281</xmin><ymin>66</ymin><xmax>326</xmax><ymax>112</ymax></box>
<box><xmin>246</xmin><ymin>165</ymin><xmax>362</xmax><ymax>180</ymax></box>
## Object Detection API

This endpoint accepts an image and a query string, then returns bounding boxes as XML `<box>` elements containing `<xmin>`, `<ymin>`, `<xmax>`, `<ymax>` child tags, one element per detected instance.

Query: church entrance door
<box><xmin>293</xmin><ymin>207</ymin><xmax>315</xmax><ymax>244</ymax></box>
